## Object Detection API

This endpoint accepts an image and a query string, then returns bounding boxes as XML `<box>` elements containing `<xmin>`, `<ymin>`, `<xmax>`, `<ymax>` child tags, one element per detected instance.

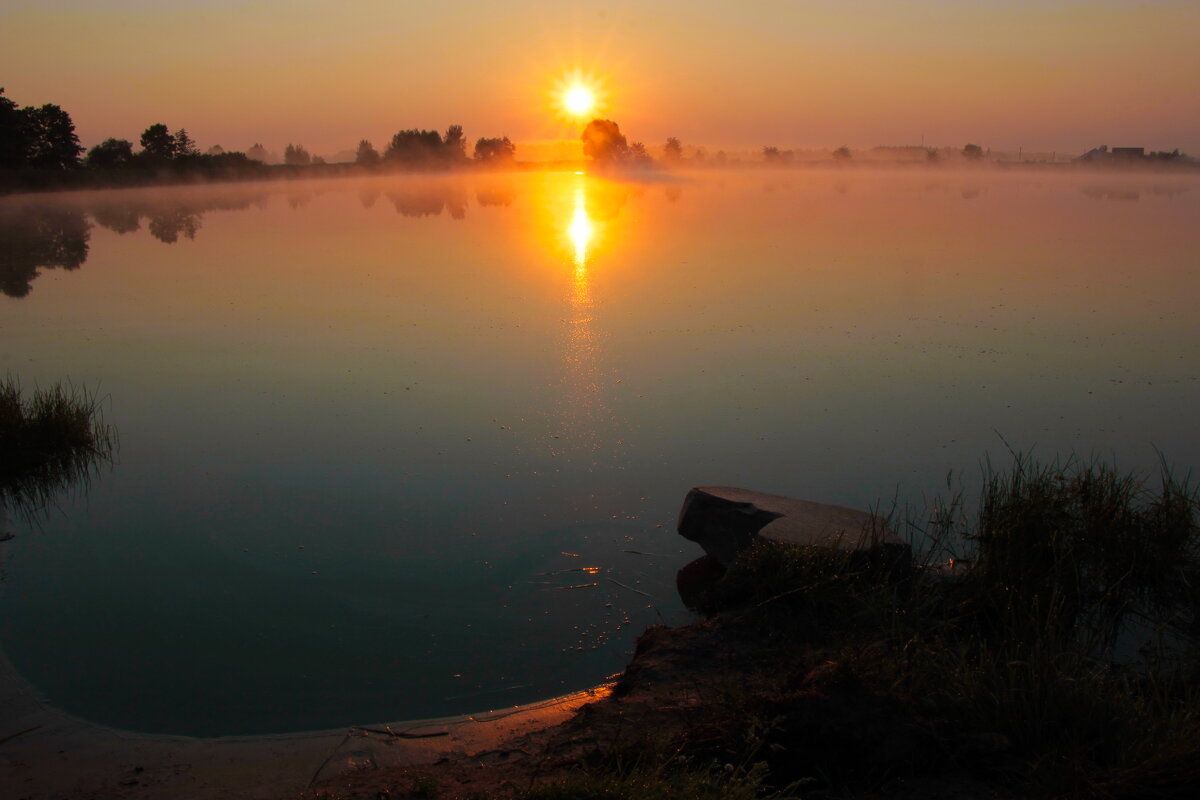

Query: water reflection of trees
<box><xmin>476</xmin><ymin>186</ymin><xmax>514</xmax><ymax>207</ymax></box>
<box><xmin>0</xmin><ymin>203</ymin><xmax>91</xmax><ymax>298</ymax></box>
<box><xmin>387</xmin><ymin>185</ymin><xmax>467</xmax><ymax>219</ymax></box>
<box><xmin>0</xmin><ymin>179</ymin><xmax>632</xmax><ymax>298</ymax></box>
<box><xmin>88</xmin><ymin>191</ymin><xmax>266</xmax><ymax>243</ymax></box>
<box><xmin>1080</xmin><ymin>185</ymin><xmax>1191</xmax><ymax>202</ymax></box>
<box><xmin>1</xmin><ymin>191</ymin><xmax>277</xmax><ymax>297</ymax></box>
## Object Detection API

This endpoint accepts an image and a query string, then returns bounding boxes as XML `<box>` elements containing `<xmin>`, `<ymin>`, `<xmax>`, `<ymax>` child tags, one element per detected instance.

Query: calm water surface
<box><xmin>1</xmin><ymin>169</ymin><xmax>1198</xmax><ymax>735</ymax></box>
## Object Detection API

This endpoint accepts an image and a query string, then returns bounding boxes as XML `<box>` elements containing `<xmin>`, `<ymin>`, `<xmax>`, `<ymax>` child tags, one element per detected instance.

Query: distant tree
<box><xmin>832</xmin><ymin>145</ymin><xmax>852</xmax><ymax>162</ymax></box>
<box><xmin>926</xmin><ymin>148</ymin><xmax>940</xmax><ymax>163</ymax></box>
<box><xmin>355</xmin><ymin>139</ymin><xmax>380</xmax><ymax>166</ymax></box>
<box><xmin>246</xmin><ymin>143</ymin><xmax>269</xmax><ymax>163</ymax></box>
<box><xmin>663</xmin><ymin>137</ymin><xmax>683</xmax><ymax>163</ymax></box>
<box><xmin>714</xmin><ymin>150</ymin><xmax>728</xmax><ymax>166</ymax></box>
<box><xmin>86</xmin><ymin>138</ymin><xmax>135</xmax><ymax>169</ymax></box>
<box><xmin>473</xmin><ymin>136</ymin><xmax>516</xmax><ymax>163</ymax></box>
<box><xmin>205</xmin><ymin>144</ymin><xmax>225</xmax><ymax>156</ymax></box>
<box><xmin>762</xmin><ymin>146</ymin><xmax>794</xmax><ymax>165</ymax></box>
<box><xmin>692</xmin><ymin>147</ymin><xmax>707</xmax><ymax>164</ymax></box>
<box><xmin>173</xmin><ymin>129</ymin><xmax>199</xmax><ymax>157</ymax></box>
<box><xmin>443</xmin><ymin>124</ymin><xmax>467</xmax><ymax>163</ymax></box>
<box><xmin>628</xmin><ymin>141</ymin><xmax>653</xmax><ymax>167</ymax></box>
<box><xmin>311</xmin><ymin>155</ymin><xmax>326</xmax><ymax>165</ymax></box>
<box><xmin>140</xmin><ymin>124</ymin><xmax>176</xmax><ymax>160</ymax></box>
<box><xmin>384</xmin><ymin>129</ymin><xmax>443</xmax><ymax>165</ymax></box>
<box><xmin>581</xmin><ymin>119</ymin><xmax>628</xmax><ymax>164</ymax></box>
<box><xmin>0</xmin><ymin>88</ymin><xmax>33</xmax><ymax>168</ymax></box>
<box><xmin>284</xmin><ymin>144</ymin><xmax>311</xmax><ymax>166</ymax></box>
<box><xmin>962</xmin><ymin>143</ymin><xmax>984</xmax><ymax>160</ymax></box>
<box><xmin>24</xmin><ymin>104</ymin><xmax>83</xmax><ymax>169</ymax></box>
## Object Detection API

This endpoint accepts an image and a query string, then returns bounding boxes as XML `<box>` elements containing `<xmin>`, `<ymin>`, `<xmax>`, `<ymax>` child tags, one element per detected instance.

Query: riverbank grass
<box><xmin>0</xmin><ymin>376</ymin><xmax>116</xmax><ymax>517</ymax></box>
<box><xmin>672</xmin><ymin>457</ymin><xmax>1200</xmax><ymax>797</ymax></box>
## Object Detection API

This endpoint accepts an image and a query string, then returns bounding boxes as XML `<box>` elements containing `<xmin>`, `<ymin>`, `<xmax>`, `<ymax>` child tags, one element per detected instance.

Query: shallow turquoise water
<box><xmin>1</xmin><ymin>169</ymin><xmax>1198</xmax><ymax>735</ymax></box>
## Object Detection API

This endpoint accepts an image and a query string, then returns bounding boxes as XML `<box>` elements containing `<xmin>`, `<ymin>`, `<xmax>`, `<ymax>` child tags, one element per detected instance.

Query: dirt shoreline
<box><xmin>0</xmin><ymin>645</ymin><xmax>611</xmax><ymax>800</ymax></box>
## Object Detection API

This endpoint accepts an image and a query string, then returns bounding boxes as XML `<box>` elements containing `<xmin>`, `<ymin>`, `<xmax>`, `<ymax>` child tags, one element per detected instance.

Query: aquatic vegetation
<box><xmin>0</xmin><ymin>375</ymin><xmax>116</xmax><ymax>525</ymax></box>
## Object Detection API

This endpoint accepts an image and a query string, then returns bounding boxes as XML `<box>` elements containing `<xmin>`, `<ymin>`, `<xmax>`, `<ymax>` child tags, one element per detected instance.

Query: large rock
<box><xmin>677</xmin><ymin>486</ymin><xmax>908</xmax><ymax>567</ymax></box>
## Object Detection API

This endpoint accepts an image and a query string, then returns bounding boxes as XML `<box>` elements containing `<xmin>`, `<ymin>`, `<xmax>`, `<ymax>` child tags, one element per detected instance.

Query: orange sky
<box><xmin>2</xmin><ymin>0</ymin><xmax>1198</xmax><ymax>159</ymax></box>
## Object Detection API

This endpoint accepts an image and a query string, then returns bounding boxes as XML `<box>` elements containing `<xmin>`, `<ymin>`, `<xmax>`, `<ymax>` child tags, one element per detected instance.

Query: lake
<box><xmin>1</xmin><ymin>168</ymin><xmax>1198</xmax><ymax>736</ymax></box>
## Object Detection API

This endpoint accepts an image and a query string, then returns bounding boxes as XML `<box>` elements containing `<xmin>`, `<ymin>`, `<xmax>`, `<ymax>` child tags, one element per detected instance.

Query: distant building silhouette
<box><xmin>1076</xmin><ymin>145</ymin><xmax>1146</xmax><ymax>163</ymax></box>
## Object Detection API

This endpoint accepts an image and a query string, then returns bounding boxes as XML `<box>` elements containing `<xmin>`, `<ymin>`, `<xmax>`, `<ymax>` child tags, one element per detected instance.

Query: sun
<box><xmin>563</xmin><ymin>85</ymin><xmax>595</xmax><ymax>118</ymax></box>
<box><xmin>550</xmin><ymin>69</ymin><xmax>608</xmax><ymax>124</ymax></box>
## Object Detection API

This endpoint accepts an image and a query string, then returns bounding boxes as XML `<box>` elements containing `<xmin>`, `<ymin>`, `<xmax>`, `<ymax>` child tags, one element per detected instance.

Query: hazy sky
<box><xmin>2</xmin><ymin>0</ymin><xmax>1198</xmax><ymax>158</ymax></box>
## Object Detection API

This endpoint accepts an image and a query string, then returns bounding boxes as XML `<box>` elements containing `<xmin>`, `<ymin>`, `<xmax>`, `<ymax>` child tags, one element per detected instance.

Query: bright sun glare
<box><xmin>551</xmin><ymin>70</ymin><xmax>606</xmax><ymax>124</ymax></box>
<box><xmin>564</xmin><ymin>85</ymin><xmax>595</xmax><ymax>117</ymax></box>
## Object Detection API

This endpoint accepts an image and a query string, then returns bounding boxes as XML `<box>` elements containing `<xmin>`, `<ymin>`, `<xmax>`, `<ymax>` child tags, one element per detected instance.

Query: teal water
<box><xmin>1</xmin><ymin>169</ymin><xmax>1198</xmax><ymax>735</ymax></box>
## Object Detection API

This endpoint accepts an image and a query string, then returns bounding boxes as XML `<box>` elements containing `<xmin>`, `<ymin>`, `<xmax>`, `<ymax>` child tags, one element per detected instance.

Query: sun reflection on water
<box><xmin>559</xmin><ymin>175</ymin><xmax>609</xmax><ymax>455</ymax></box>
<box><xmin>569</xmin><ymin>186</ymin><xmax>594</xmax><ymax>276</ymax></box>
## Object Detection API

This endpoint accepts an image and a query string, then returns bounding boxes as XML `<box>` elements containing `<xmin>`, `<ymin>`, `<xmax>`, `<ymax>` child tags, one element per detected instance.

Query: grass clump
<box><xmin>682</xmin><ymin>455</ymin><xmax>1200</xmax><ymax>798</ymax></box>
<box><xmin>513</xmin><ymin>736</ymin><xmax>785</xmax><ymax>800</ymax></box>
<box><xmin>0</xmin><ymin>375</ymin><xmax>116</xmax><ymax>522</ymax></box>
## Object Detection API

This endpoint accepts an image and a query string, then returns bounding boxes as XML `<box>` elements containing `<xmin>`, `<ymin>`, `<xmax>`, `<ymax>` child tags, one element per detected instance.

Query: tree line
<box><xmin>0</xmin><ymin>87</ymin><xmax>527</xmax><ymax>194</ymax></box>
<box><xmin>352</xmin><ymin>125</ymin><xmax>516</xmax><ymax>168</ymax></box>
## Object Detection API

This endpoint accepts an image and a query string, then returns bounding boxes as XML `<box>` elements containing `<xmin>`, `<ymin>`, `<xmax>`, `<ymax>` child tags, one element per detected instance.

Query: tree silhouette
<box><xmin>384</xmin><ymin>129</ymin><xmax>443</xmax><ymax>166</ymax></box>
<box><xmin>629</xmin><ymin>141</ymin><xmax>653</xmax><ymax>166</ymax></box>
<box><xmin>443</xmin><ymin>124</ymin><xmax>467</xmax><ymax>163</ymax></box>
<box><xmin>473</xmin><ymin>136</ymin><xmax>516</xmax><ymax>163</ymax></box>
<box><xmin>24</xmin><ymin>104</ymin><xmax>83</xmax><ymax>169</ymax></box>
<box><xmin>355</xmin><ymin>139</ymin><xmax>380</xmax><ymax>166</ymax></box>
<box><xmin>246</xmin><ymin>143</ymin><xmax>269</xmax><ymax>163</ymax></box>
<box><xmin>206</xmin><ymin>144</ymin><xmax>225</xmax><ymax>156</ymax></box>
<box><xmin>284</xmin><ymin>144</ymin><xmax>311</xmax><ymax>166</ymax></box>
<box><xmin>174</xmin><ymin>129</ymin><xmax>199</xmax><ymax>157</ymax></box>
<box><xmin>86</xmin><ymin>138</ymin><xmax>135</xmax><ymax>169</ymax></box>
<box><xmin>763</xmin><ymin>146</ymin><xmax>794</xmax><ymax>165</ymax></box>
<box><xmin>140</xmin><ymin>124</ymin><xmax>176</xmax><ymax>160</ymax></box>
<box><xmin>0</xmin><ymin>88</ymin><xmax>32</xmax><ymax>168</ymax></box>
<box><xmin>663</xmin><ymin>137</ymin><xmax>683</xmax><ymax>163</ymax></box>
<box><xmin>581</xmin><ymin>119</ymin><xmax>628</xmax><ymax>164</ymax></box>
<box><xmin>832</xmin><ymin>146</ymin><xmax>852</xmax><ymax>161</ymax></box>
<box><xmin>962</xmin><ymin>143</ymin><xmax>984</xmax><ymax>160</ymax></box>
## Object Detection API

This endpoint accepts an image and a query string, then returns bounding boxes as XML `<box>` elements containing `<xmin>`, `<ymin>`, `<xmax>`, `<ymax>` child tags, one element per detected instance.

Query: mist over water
<box><xmin>1</xmin><ymin>168</ymin><xmax>1198</xmax><ymax>735</ymax></box>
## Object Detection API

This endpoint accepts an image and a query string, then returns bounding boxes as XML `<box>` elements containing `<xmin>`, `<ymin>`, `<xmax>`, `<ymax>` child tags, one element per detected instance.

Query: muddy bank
<box><xmin>0</xmin><ymin>643</ymin><xmax>608</xmax><ymax>800</ymax></box>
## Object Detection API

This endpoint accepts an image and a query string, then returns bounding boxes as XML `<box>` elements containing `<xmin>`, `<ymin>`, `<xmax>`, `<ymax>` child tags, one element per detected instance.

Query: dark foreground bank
<box><xmin>297</xmin><ymin>456</ymin><xmax>1200</xmax><ymax>800</ymax></box>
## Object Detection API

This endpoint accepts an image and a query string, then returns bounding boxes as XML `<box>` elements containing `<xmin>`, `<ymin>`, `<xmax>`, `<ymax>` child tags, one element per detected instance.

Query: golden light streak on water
<box><xmin>559</xmin><ymin>176</ymin><xmax>609</xmax><ymax>456</ymax></box>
